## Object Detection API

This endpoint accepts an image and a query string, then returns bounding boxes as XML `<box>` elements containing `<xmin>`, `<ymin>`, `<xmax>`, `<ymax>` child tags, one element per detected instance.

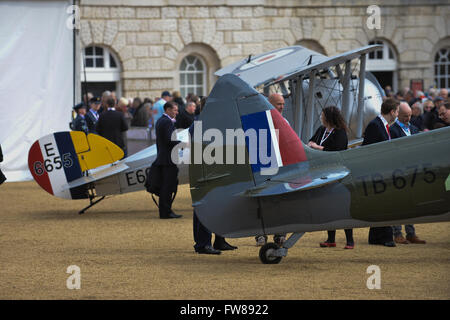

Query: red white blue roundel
<box><xmin>239</xmin><ymin>48</ymin><xmax>295</xmax><ymax>71</ymax></box>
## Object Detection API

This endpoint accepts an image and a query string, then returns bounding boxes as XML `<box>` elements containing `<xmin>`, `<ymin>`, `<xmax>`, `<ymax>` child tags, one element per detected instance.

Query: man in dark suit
<box><xmin>96</xmin><ymin>97</ymin><xmax>129</xmax><ymax>157</ymax></box>
<box><xmin>154</xmin><ymin>101</ymin><xmax>182</xmax><ymax>219</ymax></box>
<box><xmin>362</xmin><ymin>97</ymin><xmax>400</xmax><ymax>247</ymax></box>
<box><xmin>390</xmin><ymin>102</ymin><xmax>426</xmax><ymax>245</ymax></box>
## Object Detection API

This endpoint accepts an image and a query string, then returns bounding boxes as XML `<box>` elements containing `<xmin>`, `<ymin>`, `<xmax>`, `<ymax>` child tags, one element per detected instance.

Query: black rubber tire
<box><xmin>259</xmin><ymin>242</ymin><xmax>282</xmax><ymax>264</ymax></box>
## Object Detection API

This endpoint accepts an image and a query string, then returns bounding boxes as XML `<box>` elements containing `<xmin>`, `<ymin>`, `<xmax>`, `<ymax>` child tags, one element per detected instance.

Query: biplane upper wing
<box><xmin>264</xmin><ymin>45</ymin><xmax>383</xmax><ymax>87</ymax></box>
<box><xmin>214</xmin><ymin>45</ymin><xmax>328</xmax><ymax>87</ymax></box>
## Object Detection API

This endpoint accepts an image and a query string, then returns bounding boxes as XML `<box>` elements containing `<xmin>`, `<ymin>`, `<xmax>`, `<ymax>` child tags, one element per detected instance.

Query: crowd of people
<box><xmin>71</xmin><ymin>84</ymin><xmax>449</xmax><ymax>255</ymax></box>
<box><xmin>71</xmin><ymin>90</ymin><xmax>202</xmax><ymax>157</ymax></box>
<box><xmin>384</xmin><ymin>86</ymin><xmax>450</xmax><ymax>130</ymax></box>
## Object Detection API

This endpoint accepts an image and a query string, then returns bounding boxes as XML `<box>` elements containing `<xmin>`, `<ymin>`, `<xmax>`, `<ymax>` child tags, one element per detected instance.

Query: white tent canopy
<box><xmin>0</xmin><ymin>0</ymin><xmax>74</xmax><ymax>181</ymax></box>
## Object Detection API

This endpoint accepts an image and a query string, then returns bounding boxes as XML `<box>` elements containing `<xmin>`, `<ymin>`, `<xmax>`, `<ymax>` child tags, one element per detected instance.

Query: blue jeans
<box><xmin>392</xmin><ymin>225</ymin><xmax>415</xmax><ymax>237</ymax></box>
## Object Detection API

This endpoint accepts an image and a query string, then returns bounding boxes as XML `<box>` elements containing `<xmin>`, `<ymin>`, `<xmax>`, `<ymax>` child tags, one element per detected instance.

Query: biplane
<box><xmin>28</xmin><ymin>45</ymin><xmax>450</xmax><ymax>263</ymax></box>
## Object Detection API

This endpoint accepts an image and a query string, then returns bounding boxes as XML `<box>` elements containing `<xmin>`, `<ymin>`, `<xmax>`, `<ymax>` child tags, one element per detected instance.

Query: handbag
<box><xmin>144</xmin><ymin>162</ymin><xmax>162</xmax><ymax>196</ymax></box>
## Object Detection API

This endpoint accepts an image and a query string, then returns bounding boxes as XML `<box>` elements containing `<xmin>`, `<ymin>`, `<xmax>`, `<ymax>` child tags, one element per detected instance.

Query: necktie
<box><xmin>386</xmin><ymin>124</ymin><xmax>391</xmax><ymax>139</ymax></box>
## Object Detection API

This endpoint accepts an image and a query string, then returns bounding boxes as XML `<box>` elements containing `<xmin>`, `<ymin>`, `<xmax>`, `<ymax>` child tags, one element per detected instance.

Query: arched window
<box><xmin>434</xmin><ymin>47</ymin><xmax>450</xmax><ymax>89</ymax></box>
<box><xmin>81</xmin><ymin>45</ymin><xmax>121</xmax><ymax>97</ymax></box>
<box><xmin>179</xmin><ymin>55</ymin><xmax>206</xmax><ymax>98</ymax></box>
<box><xmin>366</xmin><ymin>39</ymin><xmax>398</xmax><ymax>92</ymax></box>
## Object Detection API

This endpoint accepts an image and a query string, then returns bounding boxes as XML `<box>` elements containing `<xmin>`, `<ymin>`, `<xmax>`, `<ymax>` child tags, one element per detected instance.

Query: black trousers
<box><xmin>368</xmin><ymin>226</ymin><xmax>393</xmax><ymax>244</ymax></box>
<box><xmin>327</xmin><ymin>229</ymin><xmax>354</xmax><ymax>244</ymax></box>
<box><xmin>158</xmin><ymin>165</ymin><xmax>178</xmax><ymax>218</ymax></box>
<box><xmin>193</xmin><ymin>210</ymin><xmax>212</xmax><ymax>250</ymax></box>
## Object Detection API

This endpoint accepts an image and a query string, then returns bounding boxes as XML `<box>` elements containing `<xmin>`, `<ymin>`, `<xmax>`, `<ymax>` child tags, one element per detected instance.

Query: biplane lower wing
<box><xmin>240</xmin><ymin>165</ymin><xmax>350</xmax><ymax>197</ymax></box>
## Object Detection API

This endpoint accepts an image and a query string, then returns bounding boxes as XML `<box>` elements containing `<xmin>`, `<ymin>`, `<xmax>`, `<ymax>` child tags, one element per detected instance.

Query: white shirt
<box><xmin>378</xmin><ymin>114</ymin><xmax>391</xmax><ymax>139</ymax></box>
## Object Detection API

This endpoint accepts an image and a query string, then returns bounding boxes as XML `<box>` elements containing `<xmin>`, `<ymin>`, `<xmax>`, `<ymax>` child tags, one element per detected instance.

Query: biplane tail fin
<box><xmin>28</xmin><ymin>131</ymin><xmax>124</xmax><ymax>199</ymax></box>
<box><xmin>190</xmin><ymin>73</ymin><xmax>315</xmax><ymax>237</ymax></box>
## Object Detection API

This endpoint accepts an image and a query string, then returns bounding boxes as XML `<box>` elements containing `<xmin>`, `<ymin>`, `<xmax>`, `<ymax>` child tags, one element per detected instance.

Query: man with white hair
<box><xmin>439</xmin><ymin>88</ymin><xmax>448</xmax><ymax>100</ymax></box>
<box><xmin>410</xmin><ymin>101</ymin><xmax>424</xmax><ymax>131</ymax></box>
<box><xmin>389</xmin><ymin>102</ymin><xmax>426</xmax><ymax>244</ymax></box>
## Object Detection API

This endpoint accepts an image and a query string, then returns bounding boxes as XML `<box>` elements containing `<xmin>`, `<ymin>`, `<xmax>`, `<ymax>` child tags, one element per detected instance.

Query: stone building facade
<box><xmin>79</xmin><ymin>0</ymin><xmax>450</xmax><ymax>100</ymax></box>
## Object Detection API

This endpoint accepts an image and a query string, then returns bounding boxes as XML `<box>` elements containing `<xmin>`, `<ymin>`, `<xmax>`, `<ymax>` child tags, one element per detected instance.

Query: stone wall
<box><xmin>79</xmin><ymin>0</ymin><xmax>450</xmax><ymax>98</ymax></box>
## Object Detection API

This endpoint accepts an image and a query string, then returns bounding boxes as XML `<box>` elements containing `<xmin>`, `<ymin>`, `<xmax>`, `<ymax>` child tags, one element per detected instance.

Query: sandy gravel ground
<box><xmin>0</xmin><ymin>181</ymin><xmax>449</xmax><ymax>300</ymax></box>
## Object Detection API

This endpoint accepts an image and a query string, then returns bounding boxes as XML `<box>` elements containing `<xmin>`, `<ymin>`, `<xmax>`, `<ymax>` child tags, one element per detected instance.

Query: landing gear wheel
<box><xmin>259</xmin><ymin>242</ymin><xmax>282</xmax><ymax>264</ymax></box>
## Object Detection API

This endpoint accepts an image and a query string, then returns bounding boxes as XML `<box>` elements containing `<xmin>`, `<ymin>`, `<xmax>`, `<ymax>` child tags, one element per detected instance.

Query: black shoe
<box><xmin>196</xmin><ymin>246</ymin><xmax>221</xmax><ymax>255</ymax></box>
<box><xmin>160</xmin><ymin>212</ymin><xmax>182</xmax><ymax>219</ymax></box>
<box><xmin>214</xmin><ymin>241</ymin><xmax>237</xmax><ymax>251</ymax></box>
<box><xmin>383</xmin><ymin>241</ymin><xmax>396</xmax><ymax>247</ymax></box>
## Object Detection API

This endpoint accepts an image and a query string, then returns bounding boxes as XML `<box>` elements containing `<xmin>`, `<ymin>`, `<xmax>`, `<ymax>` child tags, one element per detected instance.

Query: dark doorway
<box><xmin>371</xmin><ymin>71</ymin><xmax>393</xmax><ymax>92</ymax></box>
<box><xmin>82</xmin><ymin>82</ymin><xmax>116</xmax><ymax>98</ymax></box>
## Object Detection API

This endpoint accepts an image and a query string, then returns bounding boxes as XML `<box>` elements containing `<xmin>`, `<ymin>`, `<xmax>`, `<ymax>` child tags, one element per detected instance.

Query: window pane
<box><xmin>96</xmin><ymin>58</ymin><xmax>104</xmax><ymax>68</ymax></box>
<box><xmin>85</xmin><ymin>47</ymin><xmax>93</xmax><ymax>55</ymax></box>
<box><xmin>376</xmin><ymin>50</ymin><xmax>383</xmax><ymax>59</ymax></box>
<box><xmin>95</xmin><ymin>47</ymin><xmax>103</xmax><ymax>56</ymax></box>
<box><xmin>195</xmin><ymin>59</ymin><xmax>203</xmax><ymax>70</ymax></box>
<box><xmin>196</xmin><ymin>73</ymin><xmax>203</xmax><ymax>85</ymax></box>
<box><xmin>86</xmin><ymin>58</ymin><xmax>93</xmax><ymax>67</ymax></box>
<box><xmin>369</xmin><ymin>51</ymin><xmax>374</xmax><ymax>59</ymax></box>
<box><xmin>187</xmin><ymin>56</ymin><xmax>195</xmax><ymax>64</ymax></box>
<box><xmin>109</xmin><ymin>54</ymin><xmax>117</xmax><ymax>68</ymax></box>
<box><xmin>188</xmin><ymin>74</ymin><xmax>194</xmax><ymax>85</ymax></box>
<box><xmin>440</xmin><ymin>78</ymin><xmax>446</xmax><ymax>89</ymax></box>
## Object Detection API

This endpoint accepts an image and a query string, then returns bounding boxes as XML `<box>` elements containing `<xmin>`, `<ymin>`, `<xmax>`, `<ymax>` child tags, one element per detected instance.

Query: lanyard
<box><xmin>320</xmin><ymin>128</ymin><xmax>334</xmax><ymax>146</ymax></box>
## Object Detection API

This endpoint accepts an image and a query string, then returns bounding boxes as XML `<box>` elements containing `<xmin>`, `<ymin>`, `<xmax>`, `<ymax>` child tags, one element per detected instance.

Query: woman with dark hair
<box><xmin>307</xmin><ymin>106</ymin><xmax>354</xmax><ymax>249</ymax></box>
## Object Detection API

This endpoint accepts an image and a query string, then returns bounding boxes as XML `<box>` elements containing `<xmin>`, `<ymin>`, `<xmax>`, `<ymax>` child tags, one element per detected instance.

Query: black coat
<box><xmin>96</xmin><ymin>109</ymin><xmax>128</xmax><ymax>150</ymax></box>
<box><xmin>389</xmin><ymin>122</ymin><xmax>419</xmax><ymax>139</ymax></box>
<box><xmin>423</xmin><ymin>108</ymin><xmax>447</xmax><ymax>130</ymax></box>
<box><xmin>362</xmin><ymin>116</ymin><xmax>390</xmax><ymax>146</ymax></box>
<box><xmin>175</xmin><ymin>108</ymin><xmax>195</xmax><ymax>129</ymax></box>
<box><xmin>154</xmin><ymin>115</ymin><xmax>180</xmax><ymax>166</ymax></box>
<box><xmin>410</xmin><ymin>115</ymin><xmax>424</xmax><ymax>131</ymax></box>
<box><xmin>309</xmin><ymin>126</ymin><xmax>348</xmax><ymax>151</ymax></box>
